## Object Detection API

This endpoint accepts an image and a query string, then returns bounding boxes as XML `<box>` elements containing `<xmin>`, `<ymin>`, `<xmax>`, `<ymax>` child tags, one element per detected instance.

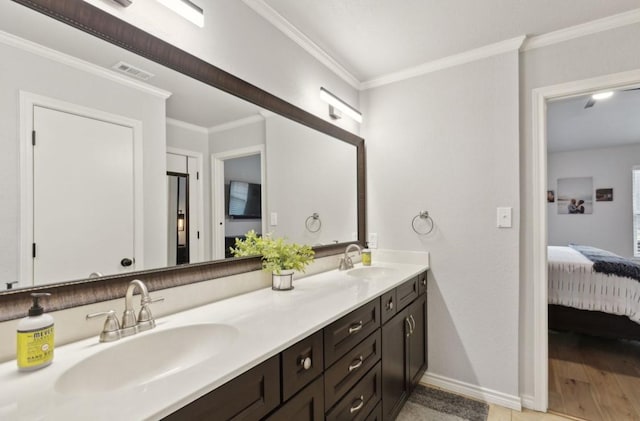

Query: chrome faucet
<box><xmin>87</xmin><ymin>279</ymin><xmax>163</xmax><ymax>342</ymax></box>
<box><xmin>339</xmin><ymin>244</ymin><xmax>362</xmax><ymax>270</ymax></box>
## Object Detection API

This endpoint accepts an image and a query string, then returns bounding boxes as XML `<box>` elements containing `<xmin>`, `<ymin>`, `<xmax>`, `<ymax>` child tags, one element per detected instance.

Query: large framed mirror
<box><xmin>0</xmin><ymin>0</ymin><xmax>365</xmax><ymax>320</ymax></box>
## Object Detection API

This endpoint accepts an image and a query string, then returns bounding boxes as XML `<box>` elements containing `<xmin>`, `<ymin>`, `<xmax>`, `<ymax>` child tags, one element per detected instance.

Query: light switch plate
<box><xmin>497</xmin><ymin>207</ymin><xmax>512</xmax><ymax>228</ymax></box>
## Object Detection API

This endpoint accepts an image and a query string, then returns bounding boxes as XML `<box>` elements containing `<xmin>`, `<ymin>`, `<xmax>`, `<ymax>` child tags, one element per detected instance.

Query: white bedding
<box><xmin>548</xmin><ymin>246</ymin><xmax>640</xmax><ymax>323</ymax></box>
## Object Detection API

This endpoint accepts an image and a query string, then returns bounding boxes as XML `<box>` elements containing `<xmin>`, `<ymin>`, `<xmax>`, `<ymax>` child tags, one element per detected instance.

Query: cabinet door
<box><xmin>407</xmin><ymin>295</ymin><xmax>428</xmax><ymax>390</ymax></box>
<box><xmin>162</xmin><ymin>356</ymin><xmax>280</xmax><ymax>420</ymax></box>
<box><xmin>381</xmin><ymin>309</ymin><xmax>410</xmax><ymax>421</ymax></box>
<box><xmin>265</xmin><ymin>375</ymin><xmax>324</xmax><ymax>421</ymax></box>
<box><xmin>281</xmin><ymin>331</ymin><xmax>323</xmax><ymax>401</ymax></box>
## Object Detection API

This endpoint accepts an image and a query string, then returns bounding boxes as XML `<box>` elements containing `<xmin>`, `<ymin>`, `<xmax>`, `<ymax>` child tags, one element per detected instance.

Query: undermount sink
<box><xmin>347</xmin><ymin>266</ymin><xmax>397</xmax><ymax>280</ymax></box>
<box><xmin>55</xmin><ymin>323</ymin><xmax>238</xmax><ymax>395</ymax></box>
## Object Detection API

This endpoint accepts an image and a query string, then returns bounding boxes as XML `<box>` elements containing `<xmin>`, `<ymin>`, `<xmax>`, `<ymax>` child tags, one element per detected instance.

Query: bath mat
<box><xmin>397</xmin><ymin>385</ymin><xmax>489</xmax><ymax>421</ymax></box>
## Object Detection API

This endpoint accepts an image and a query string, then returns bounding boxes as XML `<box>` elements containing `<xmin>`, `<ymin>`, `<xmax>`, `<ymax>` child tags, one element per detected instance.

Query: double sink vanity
<box><xmin>0</xmin><ymin>259</ymin><xmax>429</xmax><ymax>420</ymax></box>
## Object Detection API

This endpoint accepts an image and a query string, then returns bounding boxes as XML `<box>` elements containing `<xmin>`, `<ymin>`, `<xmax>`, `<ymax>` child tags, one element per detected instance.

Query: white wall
<box><xmin>224</xmin><ymin>155</ymin><xmax>263</xmax><ymax>237</ymax></box>
<box><xmin>166</xmin><ymin>122</ymin><xmax>211</xmax><ymax>260</ymax></box>
<box><xmin>210</xmin><ymin>120</ymin><xmax>265</xmax><ymax>154</ymax></box>
<box><xmin>0</xmin><ymin>42</ymin><xmax>167</xmax><ymax>286</ymax></box>
<box><xmin>361</xmin><ymin>51</ymin><xmax>521</xmax><ymax>397</ymax></box>
<box><xmin>265</xmin><ymin>114</ymin><xmax>357</xmax><ymax>245</ymax></box>
<box><xmin>519</xmin><ymin>22</ymin><xmax>640</xmax><ymax>398</ymax></box>
<box><xmin>547</xmin><ymin>144</ymin><xmax>640</xmax><ymax>257</ymax></box>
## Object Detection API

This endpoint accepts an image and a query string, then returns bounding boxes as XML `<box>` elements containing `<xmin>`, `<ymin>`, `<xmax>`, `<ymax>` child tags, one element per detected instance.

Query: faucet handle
<box><xmin>86</xmin><ymin>310</ymin><xmax>121</xmax><ymax>342</ymax></box>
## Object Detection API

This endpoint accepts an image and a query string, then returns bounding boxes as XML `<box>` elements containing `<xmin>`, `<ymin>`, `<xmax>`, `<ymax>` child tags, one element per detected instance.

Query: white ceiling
<box><xmin>547</xmin><ymin>88</ymin><xmax>640</xmax><ymax>153</ymax></box>
<box><xmin>260</xmin><ymin>0</ymin><xmax>640</xmax><ymax>82</ymax></box>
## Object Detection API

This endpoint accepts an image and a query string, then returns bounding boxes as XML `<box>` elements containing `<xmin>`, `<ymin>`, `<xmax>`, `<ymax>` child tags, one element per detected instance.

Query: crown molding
<box><xmin>166</xmin><ymin>117</ymin><xmax>208</xmax><ymax>134</ymax></box>
<box><xmin>241</xmin><ymin>0</ymin><xmax>361</xmax><ymax>89</ymax></box>
<box><xmin>361</xmin><ymin>36</ymin><xmax>526</xmax><ymax>90</ymax></box>
<box><xmin>208</xmin><ymin>114</ymin><xmax>264</xmax><ymax>133</ymax></box>
<box><xmin>0</xmin><ymin>30</ymin><xmax>172</xmax><ymax>99</ymax></box>
<box><xmin>522</xmin><ymin>8</ymin><xmax>640</xmax><ymax>52</ymax></box>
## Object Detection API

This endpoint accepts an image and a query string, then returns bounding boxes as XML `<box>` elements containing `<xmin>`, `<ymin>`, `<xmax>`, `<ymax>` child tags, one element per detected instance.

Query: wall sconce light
<box><xmin>320</xmin><ymin>87</ymin><xmax>362</xmax><ymax>123</ymax></box>
<box><xmin>177</xmin><ymin>211</ymin><xmax>185</xmax><ymax>231</ymax></box>
<box><xmin>156</xmin><ymin>0</ymin><xmax>204</xmax><ymax>27</ymax></box>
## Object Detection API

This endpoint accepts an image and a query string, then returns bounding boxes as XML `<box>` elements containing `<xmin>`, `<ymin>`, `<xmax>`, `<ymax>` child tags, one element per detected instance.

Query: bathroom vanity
<box><xmin>0</xmin><ymin>261</ymin><xmax>429</xmax><ymax>420</ymax></box>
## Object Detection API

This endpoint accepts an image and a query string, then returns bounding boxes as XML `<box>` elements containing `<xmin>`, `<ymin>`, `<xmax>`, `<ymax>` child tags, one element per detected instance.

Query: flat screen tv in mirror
<box><xmin>228</xmin><ymin>181</ymin><xmax>262</xmax><ymax>219</ymax></box>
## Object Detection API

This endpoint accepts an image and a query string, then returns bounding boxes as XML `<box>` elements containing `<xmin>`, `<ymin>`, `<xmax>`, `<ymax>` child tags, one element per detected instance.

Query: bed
<box><xmin>547</xmin><ymin>245</ymin><xmax>640</xmax><ymax>341</ymax></box>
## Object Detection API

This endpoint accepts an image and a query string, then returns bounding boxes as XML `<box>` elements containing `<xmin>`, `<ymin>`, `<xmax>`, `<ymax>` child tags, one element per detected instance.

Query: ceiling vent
<box><xmin>112</xmin><ymin>61</ymin><xmax>154</xmax><ymax>81</ymax></box>
<box><xmin>111</xmin><ymin>0</ymin><xmax>133</xmax><ymax>7</ymax></box>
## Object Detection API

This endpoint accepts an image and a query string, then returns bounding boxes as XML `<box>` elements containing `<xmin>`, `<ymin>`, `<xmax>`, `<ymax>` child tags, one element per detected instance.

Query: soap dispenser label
<box><xmin>17</xmin><ymin>325</ymin><xmax>54</xmax><ymax>369</ymax></box>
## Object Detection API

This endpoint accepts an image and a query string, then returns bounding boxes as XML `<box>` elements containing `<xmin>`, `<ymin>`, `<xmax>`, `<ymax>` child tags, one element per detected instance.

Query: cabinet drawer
<box><xmin>418</xmin><ymin>271</ymin><xmax>427</xmax><ymax>296</ymax></box>
<box><xmin>282</xmin><ymin>331</ymin><xmax>323</xmax><ymax>401</ymax></box>
<box><xmin>265</xmin><ymin>375</ymin><xmax>324</xmax><ymax>421</ymax></box>
<box><xmin>364</xmin><ymin>402</ymin><xmax>382</xmax><ymax>421</ymax></box>
<box><xmin>396</xmin><ymin>276</ymin><xmax>419</xmax><ymax>311</ymax></box>
<box><xmin>325</xmin><ymin>330</ymin><xmax>381</xmax><ymax>411</ymax></box>
<box><xmin>325</xmin><ymin>362</ymin><xmax>382</xmax><ymax>421</ymax></box>
<box><xmin>162</xmin><ymin>355</ymin><xmax>280</xmax><ymax>421</ymax></box>
<box><xmin>324</xmin><ymin>299</ymin><xmax>380</xmax><ymax>367</ymax></box>
<box><xmin>380</xmin><ymin>289</ymin><xmax>396</xmax><ymax>325</ymax></box>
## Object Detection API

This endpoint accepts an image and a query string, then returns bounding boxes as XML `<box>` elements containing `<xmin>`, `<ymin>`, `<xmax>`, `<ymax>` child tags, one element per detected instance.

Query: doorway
<box><xmin>20</xmin><ymin>92</ymin><xmax>143</xmax><ymax>287</ymax></box>
<box><xmin>531</xmin><ymin>69</ymin><xmax>640</xmax><ymax>412</ymax></box>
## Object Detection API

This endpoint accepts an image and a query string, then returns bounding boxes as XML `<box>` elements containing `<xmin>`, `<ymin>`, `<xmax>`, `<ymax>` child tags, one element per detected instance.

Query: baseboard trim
<box><xmin>521</xmin><ymin>394</ymin><xmax>535</xmax><ymax>409</ymax></box>
<box><xmin>421</xmin><ymin>372</ymin><xmax>522</xmax><ymax>411</ymax></box>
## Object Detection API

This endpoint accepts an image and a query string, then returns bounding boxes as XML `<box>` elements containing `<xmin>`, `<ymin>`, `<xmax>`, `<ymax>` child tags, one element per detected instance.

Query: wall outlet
<box><xmin>270</xmin><ymin>212</ymin><xmax>278</xmax><ymax>226</ymax></box>
<box><xmin>368</xmin><ymin>233</ymin><xmax>378</xmax><ymax>249</ymax></box>
<box><xmin>497</xmin><ymin>207</ymin><xmax>512</xmax><ymax>228</ymax></box>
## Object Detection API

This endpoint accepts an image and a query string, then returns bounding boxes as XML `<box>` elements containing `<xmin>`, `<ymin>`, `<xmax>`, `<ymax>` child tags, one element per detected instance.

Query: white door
<box><xmin>33</xmin><ymin>106</ymin><xmax>135</xmax><ymax>284</ymax></box>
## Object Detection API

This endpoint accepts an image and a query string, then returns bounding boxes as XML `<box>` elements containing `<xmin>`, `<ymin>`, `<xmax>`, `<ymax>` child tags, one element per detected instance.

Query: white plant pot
<box><xmin>272</xmin><ymin>270</ymin><xmax>294</xmax><ymax>291</ymax></box>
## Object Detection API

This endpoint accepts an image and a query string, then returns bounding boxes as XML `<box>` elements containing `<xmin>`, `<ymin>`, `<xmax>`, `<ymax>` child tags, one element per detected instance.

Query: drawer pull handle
<box><xmin>348</xmin><ymin>356</ymin><xmax>364</xmax><ymax>372</ymax></box>
<box><xmin>299</xmin><ymin>356</ymin><xmax>312</xmax><ymax>370</ymax></box>
<box><xmin>348</xmin><ymin>321</ymin><xmax>363</xmax><ymax>334</ymax></box>
<box><xmin>387</xmin><ymin>299</ymin><xmax>394</xmax><ymax>310</ymax></box>
<box><xmin>422</xmin><ymin>278</ymin><xmax>427</xmax><ymax>286</ymax></box>
<box><xmin>350</xmin><ymin>396</ymin><xmax>365</xmax><ymax>413</ymax></box>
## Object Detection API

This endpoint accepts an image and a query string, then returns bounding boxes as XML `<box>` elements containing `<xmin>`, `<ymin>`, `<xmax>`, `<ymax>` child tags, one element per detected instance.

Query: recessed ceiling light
<box><xmin>592</xmin><ymin>91</ymin><xmax>614</xmax><ymax>101</ymax></box>
<box><xmin>156</xmin><ymin>0</ymin><xmax>204</xmax><ymax>27</ymax></box>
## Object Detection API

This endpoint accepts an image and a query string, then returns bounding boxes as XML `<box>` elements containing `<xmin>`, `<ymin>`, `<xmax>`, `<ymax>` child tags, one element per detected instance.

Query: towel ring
<box><xmin>412</xmin><ymin>211</ymin><xmax>434</xmax><ymax>235</ymax></box>
<box><xmin>305</xmin><ymin>213</ymin><xmax>322</xmax><ymax>233</ymax></box>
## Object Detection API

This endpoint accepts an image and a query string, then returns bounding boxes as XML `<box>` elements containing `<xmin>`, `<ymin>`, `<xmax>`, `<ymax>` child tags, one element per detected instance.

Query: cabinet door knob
<box><xmin>348</xmin><ymin>355</ymin><xmax>364</xmax><ymax>372</ymax></box>
<box><xmin>387</xmin><ymin>299</ymin><xmax>394</xmax><ymax>310</ymax></box>
<box><xmin>348</xmin><ymin>320</ymin><xmax>363</xmax><ymax>334</ymax></box>
<box><xmin>299</xmin><ymin>356</ymin><xmax>312</xmax><ymax>370</ymax></box>
<box><xmin>350</xmin><ymin>396</ymin><xmax>365</xmax><ymax>413</ymax></box>
<box><xmin>422</xmin><ymin>278</ymin><xmax>427</xmax><ymax>286</ymax></box>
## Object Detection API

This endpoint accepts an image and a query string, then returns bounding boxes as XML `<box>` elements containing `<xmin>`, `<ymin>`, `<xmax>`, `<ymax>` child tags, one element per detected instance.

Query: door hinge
<box><xmin>197</xmin><ymin>231</ymin><xmax>200</xmax><ymax>239</ymax></box>
<box><xmin>196</xmin><ymin>172</ymin><xmax>200</xmax><ymax>180</ymax></box>
<box><xmin>32</xmin><ymin>243</ymin><xmax>36</xmax><ymax>258</ymax></box>
<box><xmin>32</xmin><ymin>130</ymin><xmax>36</xmax><ymax>146</ymax></box>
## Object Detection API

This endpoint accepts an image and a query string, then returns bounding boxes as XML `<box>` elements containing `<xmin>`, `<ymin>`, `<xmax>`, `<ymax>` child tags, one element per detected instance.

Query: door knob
<box><xmin>120</xmin><ymin>258</ymin><xmax>133</xmax><ymax>267</ymax></box>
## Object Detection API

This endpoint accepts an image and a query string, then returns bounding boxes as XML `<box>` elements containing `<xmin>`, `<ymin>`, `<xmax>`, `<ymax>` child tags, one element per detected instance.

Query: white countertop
<box><xmin>0</xmin><ymin>261</ymin><xmax>428</xmax><ymax>420</ymax></box>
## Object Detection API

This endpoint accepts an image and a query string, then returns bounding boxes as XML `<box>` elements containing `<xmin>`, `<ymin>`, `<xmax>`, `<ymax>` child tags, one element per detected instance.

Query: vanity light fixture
<box><xmin>177</xmin><ymin>211</ymin><xmax>185</xmax><ymax>231</ymax></box>
<box><xmin>156</xmin><ymin>0</ymin><xmax>204</xmax><ymax>27</ymax></box>
<box><xmin>592</xmin><ymin>91</ymin><xmax>614</xmax><ymax>100</ymax></box>
<box><xmin>320</xmin><ymin>87</ymin><xmax>362</xmax><ymax>123</ymax></box>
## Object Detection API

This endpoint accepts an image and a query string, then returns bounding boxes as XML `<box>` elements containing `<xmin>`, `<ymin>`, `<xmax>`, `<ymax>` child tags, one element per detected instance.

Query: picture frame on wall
<box><xmin>557</xmin><ymin>177</ymin><xmax>593</xmax><ymax>214</ymax></box>
<box><xmin>596</xmin><ymin>188</ymin><xmax>613</xmax><ymax>202</ymax></box>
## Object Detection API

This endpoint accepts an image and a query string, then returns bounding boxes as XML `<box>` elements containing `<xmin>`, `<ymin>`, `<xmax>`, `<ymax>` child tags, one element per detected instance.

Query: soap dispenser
<box><xmin>17</xmin><ymin>292</ymin><xmax>54</xmax><ymax>371</ymax></box>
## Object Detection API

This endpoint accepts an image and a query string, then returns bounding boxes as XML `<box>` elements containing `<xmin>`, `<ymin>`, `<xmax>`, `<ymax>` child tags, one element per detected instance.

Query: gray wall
<box><xmin>361</xmin><ymin>51</ymin><xmax>521</xmax><ymax>397</ymax></box>
<box><xmin>0</xmin><ymin>42</ymin><xmax>167</xmax><ymax>286</ymax></box>
<box><xmin>519</xmin><ymin>22</ymin><xmax>640</xmax><ymax>397</ymax></box>
<box><xmin>547</xmin><ymin>144</ymin><xmax>639</xmax><ymax>257</ymax></box>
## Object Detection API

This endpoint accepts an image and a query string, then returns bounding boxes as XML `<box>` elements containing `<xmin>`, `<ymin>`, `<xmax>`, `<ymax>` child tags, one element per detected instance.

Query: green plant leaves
<box><xmin>230</xmin><ymin>230</ymin><xmax>315</xmax><ymax>274</ymax></box>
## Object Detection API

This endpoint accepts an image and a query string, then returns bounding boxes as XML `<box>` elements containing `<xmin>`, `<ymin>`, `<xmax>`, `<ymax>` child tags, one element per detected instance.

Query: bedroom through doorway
<box><xmin>544</xmin><ymin>84</ymin><xmax>640</xmax><ymax>420</ymax></box>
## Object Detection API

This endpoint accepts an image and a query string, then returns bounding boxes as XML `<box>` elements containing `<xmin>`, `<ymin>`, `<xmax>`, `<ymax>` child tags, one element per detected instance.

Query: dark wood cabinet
<box><xmin>162</xmin><ymin>355</ymin><xmax>280</xmax><ymax>421</ymax></box>
<box><xmin>265</xmin><ymin>376</ymin><xmax>324</xmax><ymax>421</ymax></box>
<box><xmin>395</xmin><ymin>276</ymin><xmax>419</xmax><ymax>311</ymax></box>
<box><xmin>381</xmin><ymin>272</ymin><xmax>428</xmax><ymax>421</ymax></box>
<box><xmin>380</xmin><ymin>290</ymin><xmax>396</xmax><ymax>325</ymax></box>
<box><xmin>324</xmin><ymin>299</ymin><xmax>380</xmax><ymax>367</ymax></box>
<box><xmin>281</xmin><ymin>331</ymin><xmax>324</xmax><ymax>401</ymax></box>
<box><xmin>326</xmin><ymin>363</ymin><xmax>382</xmax><ymax>421</ymax></box>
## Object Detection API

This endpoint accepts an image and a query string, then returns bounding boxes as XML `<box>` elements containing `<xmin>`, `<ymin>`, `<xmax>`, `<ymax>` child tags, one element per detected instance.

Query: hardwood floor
<box><xmin>548</xmin><ymin>330</ymin><xmax>640</xmax><ymax>420</ymax></box>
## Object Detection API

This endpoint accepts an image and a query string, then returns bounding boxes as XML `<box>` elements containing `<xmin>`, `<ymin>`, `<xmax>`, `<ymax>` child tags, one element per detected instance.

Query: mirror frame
<box><xmin>1</xmin><ymin>0</ymin><xmax>366</xmax><ymax>321</ymax></box>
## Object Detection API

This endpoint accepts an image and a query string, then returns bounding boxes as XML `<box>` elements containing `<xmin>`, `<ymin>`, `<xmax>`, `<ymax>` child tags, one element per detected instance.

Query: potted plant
<box><xmin>230</xmin><ymin>230</ymin><xmax>315</xmax><ymax>290</ymax></box>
